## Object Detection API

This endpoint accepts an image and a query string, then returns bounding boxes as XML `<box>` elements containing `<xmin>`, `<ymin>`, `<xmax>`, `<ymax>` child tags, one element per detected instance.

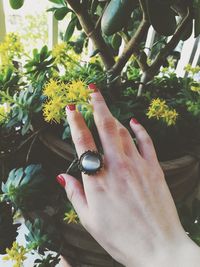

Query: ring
<box><xmin>78</xmin><ymin>150</ymin><xmax>103</xmax><ymax>175</ymax></box>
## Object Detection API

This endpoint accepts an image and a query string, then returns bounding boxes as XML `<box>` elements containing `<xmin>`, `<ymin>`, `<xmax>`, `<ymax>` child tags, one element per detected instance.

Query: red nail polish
<box><xmin>88</xmin><ymin>83</ymin><xmax>98</xmax><ymax>92</ymax></box>
<box><xmin>131</xmin><ymin>118</ymin><xmax>139</xmax><ymax>124</ymax></box>
<box><xmin>66</xmin><ymin>104</ymin><xmax>76</xmax><ymax>111</ymax></box>
<box><xmin>56</xmin><ymin>175</ymin><xmax>66</xmax><ymax>188</ymax></box>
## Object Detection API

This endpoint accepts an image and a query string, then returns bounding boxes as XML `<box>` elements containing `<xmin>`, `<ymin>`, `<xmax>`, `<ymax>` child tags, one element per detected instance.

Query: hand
<box><xmin>57</xmin><ymin>89</ymin><xmax>200</xmax><ymax>267</ymax></box>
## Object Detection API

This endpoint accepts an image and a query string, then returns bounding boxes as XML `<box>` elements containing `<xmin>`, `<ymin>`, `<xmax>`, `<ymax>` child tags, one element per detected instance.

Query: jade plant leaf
<box><xmin>101</xmin><ymin>0</ymin><xmax>138</xmax><ymax>36</ymax></box>
<box><xmin>146</xmin><ymin>0</ymin><xmax>177</xmax><ymax>36</ymax></box>
<box><xmin>9</xmin><ymin>0</ymin><xmax>24</xmax><ymax>9</ymax></box>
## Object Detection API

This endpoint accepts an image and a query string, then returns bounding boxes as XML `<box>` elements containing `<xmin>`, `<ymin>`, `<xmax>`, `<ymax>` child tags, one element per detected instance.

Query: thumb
<box><xmin>56</xmin><ymin>174</ymin><xmax>88</xmax><ymax>221</ymax></box>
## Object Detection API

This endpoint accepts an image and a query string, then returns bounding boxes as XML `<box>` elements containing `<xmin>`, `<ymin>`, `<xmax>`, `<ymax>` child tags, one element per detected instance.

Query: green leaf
<box><xmin>111</xmin><ymin>33</ymin><xmax>122</xmax><ymax>50</ymax></box>
<box><xmin>146</xmin><ymin>0</ymin><xmax>177</xmax><ymax>36</ymax></box>
<box><xmin>64</xmin><ymin>17</ymin><xmax>76</xmax><ymax>42</ymax></box>
<box><xmin>9</xmin><ymin>0</ymin><xmax>24</xmax><ymax>9</ymax></box>
<box><xmin>54</xmin><ymin>7</ymin><xmax>70</xmax><ymax>20</ymax></box>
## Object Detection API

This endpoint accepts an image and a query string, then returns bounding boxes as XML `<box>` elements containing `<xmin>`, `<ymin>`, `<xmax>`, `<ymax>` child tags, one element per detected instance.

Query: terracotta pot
<box><xmin>39</xmin><ymin>131</ymin><xmax>200</xmax><ymax>203</ymax></box>
<box><xmin>39</xmin><ymin>131</ymin><xmax>200</xmax><ymax>267</ymax></box>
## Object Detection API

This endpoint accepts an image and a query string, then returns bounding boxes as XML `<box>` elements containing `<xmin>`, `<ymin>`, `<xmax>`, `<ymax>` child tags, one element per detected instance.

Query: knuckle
<box><xmin>119</xmin><ymin>127</ymin><xmax>130</xmax><ymax>138</ymax></box>
<box><xmin>114</xmin><ymin>158</ymin><xmax>130</xmax><ymax>172</ymax></box>
<box><xmin>100</xmin><ymin>117</ymin><xmax>116</xmax><ymax>134</ymax></box>
<box><xmin>74</xmin><ymin>130</ymin><xmax>92</xmax><ymax>147</ymax></box>
<box><xmin>143</xmin><ymin>135</ymin><xmax>153</xmax><ymax>146</ymax></box>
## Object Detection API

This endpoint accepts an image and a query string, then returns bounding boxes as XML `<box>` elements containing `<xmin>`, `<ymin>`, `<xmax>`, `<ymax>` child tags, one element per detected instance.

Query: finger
<box><xmin>57</xmin><ymin>173</ymin><xmax>89</xmax><ymax>223</ymax></box>
<box><xmin>130</xmin><ymin>118</ymin><xmax>158</xmax><ymax>161</ymax></box>
<box><xmin>115</xmin><ymin>119</ymin><xmax>140</xmax><ymax>159</ymax></box>
<box><xmin>66</xmin><ymin>104</ymin><xmax>97</xmax><ymax>157</ymax></box>
<box><xmin>90</xmin><ymin>90</ymin><xmax>122</xmax><ymax>158</ymax></box>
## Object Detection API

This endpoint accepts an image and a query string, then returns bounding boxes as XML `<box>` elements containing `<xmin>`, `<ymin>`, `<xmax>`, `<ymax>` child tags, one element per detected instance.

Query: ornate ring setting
<box><xmin>78</xmin><ymin>150</ymin><xmax>103</xmax><ymax>175</ymax></box>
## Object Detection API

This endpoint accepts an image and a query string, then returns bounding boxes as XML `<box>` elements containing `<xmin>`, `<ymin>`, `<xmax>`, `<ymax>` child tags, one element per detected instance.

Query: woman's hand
<box><xmin>57</xmin><ymin>89</ymin><xmax>200</xmax><ymax>267</ymax></box>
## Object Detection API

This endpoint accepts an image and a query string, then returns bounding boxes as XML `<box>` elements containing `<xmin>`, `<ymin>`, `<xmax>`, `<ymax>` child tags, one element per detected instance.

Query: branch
<box><xmin>148</xmin><ymin>7</ymin><xmax>191</xmax><ymax>79</ymax></box>
<box><xmin>108</xmin><ymin>0</ymin><xmax>150</xmax><ymax>77</ymax></box>
<box><xmin>65</xmin><ymin>0</ymin><xmax>115</xmax><ymax>69</ymax></box>
<box><xmin>137</xmin><ymin>7</ymin><xmax>191</xmax><ymax>96</ymax></box>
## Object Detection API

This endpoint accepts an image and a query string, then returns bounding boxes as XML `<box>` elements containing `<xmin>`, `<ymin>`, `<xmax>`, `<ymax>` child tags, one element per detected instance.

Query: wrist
<box><xmin>126</xmin><ymin>233</ymin><xmax>200</xmax><ymax>267</ymax></box>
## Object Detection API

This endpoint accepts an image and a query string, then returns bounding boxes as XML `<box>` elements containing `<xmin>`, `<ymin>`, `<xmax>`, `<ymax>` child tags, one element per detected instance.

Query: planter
<box><xmin>38</xmin><ymin>130</ymin><xmax>200</xmax><ymax>267</ymax></box>
<box><xmin>39</xmin><ymin>130</ymin><xmax>200</xmax><ymax>203</ymax></box>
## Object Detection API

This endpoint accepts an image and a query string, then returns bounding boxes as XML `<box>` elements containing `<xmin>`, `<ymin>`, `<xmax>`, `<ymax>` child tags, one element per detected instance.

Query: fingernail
<box><xmin>88</xmin><ymin>83</ymin><xmax>98</xmax><ymax>92</ymax></box>
<box><xmin>131</xmin><ymin>118</ymin><xmax>139</xmax><ymax>124</ymax></box>
<box><xmin>66</xmin><ymin>104</ymin><xmax>76</xmax><ymax>111</ymax></box>
<box><xmin>56</xmin><ymin>175</ymin><xmax>66</xmax><ymax>188</ymax></box>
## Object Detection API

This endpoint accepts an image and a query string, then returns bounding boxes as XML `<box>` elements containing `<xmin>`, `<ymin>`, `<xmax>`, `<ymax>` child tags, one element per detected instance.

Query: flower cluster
<box><xmin>43</xmin><ymin>79</ymin><xmax>92</xmax><ymax>123</ymax></box>
<box><xmin>0</xmin><ymin>33</ymin><xmax>24</xmax><ymax>67</ymax></box>
<box><xmin>147</xmin><ymin>98</ymin><xmax>178</xmax><ymax>126</ymax></box>
<box><xmin>64</xmin><ymin>209</ymin><xmax>79</xmax><ymax>224</ymax></box>
<box><xmin>3</xmin><ymin>242</ymin><xmax>28</xmax><ymax>267</ymax></box>
<box><xmin>0</xmin><ymin>104</ymin><xmax>10</xmax><ymax>125</ymax></box>
<box><xmin>191</xmin><ymin>83</ymin><xmax>200</xmax><ymax>93</ymax></box>
<box><xmin>52</xmin><ymin>42</ymin><xmax>81</xmax><ymax>67</ymax></box>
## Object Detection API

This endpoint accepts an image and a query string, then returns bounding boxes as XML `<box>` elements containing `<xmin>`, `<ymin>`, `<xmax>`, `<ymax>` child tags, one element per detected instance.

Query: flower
<box><xmin>191</xmin><ymin>84</ymin><xmax>200</xmax><ymax>93</ymax></box>
<box><xmin>52</xmin><ymin>42</ymin><xmax>81</xmax><ymax>68</ymax></box>
<box><xmin>67</xmin><ymin>80</ymin><xmax>92</xmax><ymax>103</ymax></box>
<box><xmin>147</xmin><ymin>98</ymin><xmax>178</xmax><ymax>126</ymax></box>
<box><xmin>162</xmin><ymin>109</ymin><xmax>179</xmax><ymax>126</ymax></box>
<box><xmin>52</xmin><ymin>42</ymin><xmax>68</xmax><ymax>64</ymax></box>
<box><xmin>0</xmin><ymin>104</ymin><xmax>10</xmax><ymax>125</ymax></box>
<box><xmin>2</xmin><ymin>241</ymin><xmax>28</xmax><ymax>267</ymax></box>
<box><xmin>64</xmin><ymin>209</ymin><xmax>79</xmax><ymax>224</ymax></box>
<box><xmin>43</xmin><ymin>79</ymin><xmax>92</xmax><ymax>123</ymax></box>
<box><xmin>43</xmin><ymin>79</ymin><xmax>64</xmax><ymax>98</ymax></box>
<box><xmin>147</xmin><ymin>98</ymin><xmax>167</xmax><ymax>119</ymax></box>
<box><xmin>0</xmin><ymin>33</ymin><xmax>24</xmax><ymax>67</ymax></box>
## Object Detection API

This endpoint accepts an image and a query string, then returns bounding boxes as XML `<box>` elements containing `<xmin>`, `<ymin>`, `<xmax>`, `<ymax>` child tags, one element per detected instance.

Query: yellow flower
<box><xmin>43</xmin><ymin>79</ymin><xmax>62</xmax><ymax>98</ymax></box>
<box><xmin>52</xmin><ymin>42</ymin><xmax>67</xmax><ymax>64</ymax></box>
<box><xmin>191</xmin><ymin>84</ymin><xmax>200</xmax><ymax>93</ymax></box>
<box><xmin>162</xmin><ymin>109</ymin><xmax>178</xmax><ymax>126</ymax></box>
<box><xmin>43</xmin><ymin>79</ymin><xmax>92</xmax><ymax>123</ymax></box>
<box><xmin>184</xmin><ymin>64</ymin><xmax>200</xmax><ymax>75</ymax></box>
<box><xmin>64</xmin><ymin>209</ymin><xmax>79</xmax><ymax>224</ymax></box>
<box><xmin>147</xmin><ymin>98</ymin><xmax>178</xmax><ymax>126</ymax></box>
<box><xmin>43</xmin><ymin>98</ymin><xmax>65</xmax><ymax>123</ymax></box>
<box><xmin>0</xmin><ymin>104</ymin><xmax>10</xmax><ymax>125</ymax></box>
<box><xmin>2</xmin><ymin>242</ymin><xmax>28</xmax><ymax>267</ymax></box>
<box><xmin>0</xmin><ymin>33</ymin><xmax>23</xmax><ymax>67</ymax></box>
<box><xmin>147</xmin><ymin>98</ymin><xmax>167</xmax><ymax>119</ymax></box>
<box><xmin>66</xmin><ymin>80</ymin><xmax>91</xmax><ymax>103</ymax></box>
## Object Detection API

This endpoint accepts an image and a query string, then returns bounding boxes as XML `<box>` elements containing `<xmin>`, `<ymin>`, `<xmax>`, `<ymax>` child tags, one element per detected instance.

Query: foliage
<box><xmin>1</xmin><ymin>0</ymin><xmax>200</xmax><ymax>262</ymax></box>
<box><xmin>33</xmin><ymin>253</ymin><xmax>60</xmax><ymax>267</ymax></box>
<box><xmin>1</xmin><ymin>165</ymin><xmax>50</xmax><ymax>211</ymax></box>
<box><xmin>24</xmin><ymin>46</ymin><xmax>57</xmax><ymax>81</ymax></box>
<box><xmin>25</xmin><ymin>219</ymin><xmax>51</xmax><ymax>252</ymax></box>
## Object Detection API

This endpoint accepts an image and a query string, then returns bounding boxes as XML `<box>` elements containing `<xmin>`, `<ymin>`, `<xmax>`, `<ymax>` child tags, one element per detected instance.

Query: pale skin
<box><xmin>58</xmin><ymin>90</ymin><xmax>200</xmax><ymax>267</ymax></box>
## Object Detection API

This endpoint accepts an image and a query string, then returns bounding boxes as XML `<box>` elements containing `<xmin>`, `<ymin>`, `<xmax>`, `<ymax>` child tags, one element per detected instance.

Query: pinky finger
<box><xmin>56</xmin><ymin>174</ymin><xmax>89</xmax><ymax>224</ymax></box>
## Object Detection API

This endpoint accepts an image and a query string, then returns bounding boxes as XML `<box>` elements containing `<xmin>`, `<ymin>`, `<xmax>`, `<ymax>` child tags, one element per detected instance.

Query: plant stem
<box><xmin>108</xmin><ymin>0</ymin><xmax>150</xmax><ymax>78</ymax></box>
<box><xmin>65</xmin><ymin>0</ymin><xmax>115</xmax><ymax>70</ymax></box>
<box><xmin>137</xmin><ymin>7</ymin><xmax>191</xmax><ymax>96</ymax></box>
